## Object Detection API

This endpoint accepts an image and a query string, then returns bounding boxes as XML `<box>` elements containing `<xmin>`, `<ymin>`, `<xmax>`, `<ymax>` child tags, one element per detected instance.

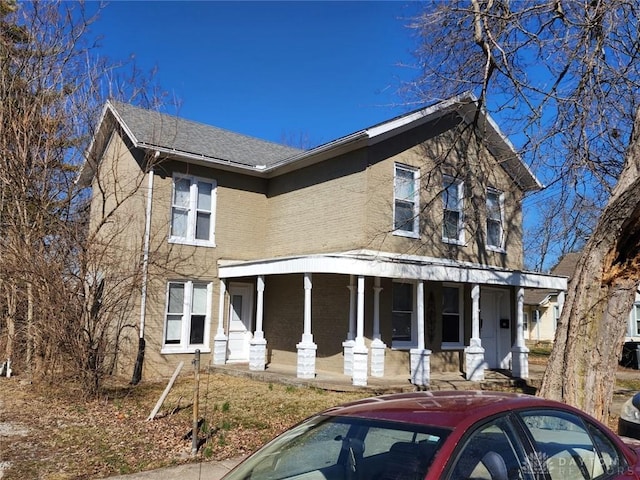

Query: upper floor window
<box><xmin>393</xmin><ymin>164</ymin><xmax>419</xmax><ymax>237</ymax></box>
<box><xmin>442</xmin><ymin>176</ymin><xmax>464</xmax><ymax>244</ymax></box>
<box><xmin>486</xmin><ymin>189</ymin><xmax>505</xmax><ymax>251</ymax></box>
<box><xmin>163</xmin><ymin>280</ymin><xmax>211</xmax><ymax>353</ymax></box>
<box><xmin>442</xmin><ymin>285</ymin><xmax>463</xmax><ymax>348</ymax></box>
<box><xmin>170</xmin><ymin>175</ymin><xmax>216</xmax><ymax>246</ymax></box>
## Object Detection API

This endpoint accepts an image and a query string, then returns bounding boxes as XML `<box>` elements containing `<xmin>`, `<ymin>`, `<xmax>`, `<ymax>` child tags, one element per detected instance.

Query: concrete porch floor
<box><xmin>209</xmin><ymin>362</ymin><xmax>546</xmax><ymax>395</ymax></box>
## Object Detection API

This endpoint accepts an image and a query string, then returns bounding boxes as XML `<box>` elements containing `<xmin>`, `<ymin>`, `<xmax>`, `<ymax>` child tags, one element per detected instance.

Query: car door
<box><xmin>517</xmin><ymin>409</ymin><xmax>631</xmax><ymax>480</ymax></box>
<box><xmin>447</xmin><ymin>415</ymin><xmax>537</xmax><ymax>480</ymax></box>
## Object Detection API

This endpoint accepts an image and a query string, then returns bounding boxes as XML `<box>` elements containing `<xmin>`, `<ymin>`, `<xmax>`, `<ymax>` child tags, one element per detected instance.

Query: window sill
<box><xmin>392</xmin><ymin>230</ymin><xmax>420</xmax><ymax>239</ymax></box>
<box><xmin>391</xmin><ymin>343</ymin><xmax>417</xmax><ymax>350</ymax></box>
<box><xmin>487</xmin><ymin>246</ymin><xmax>506</xmax><ymax>254</ymax></box>
<box><xmin>161</xmin><ymin>346</ymin><xmax>211</xmax><ymax>355</ymax></box>
<box><xmin>168</xmin><ymin>237</ymin><xmax>216</xmax><ymax>248</ymax></box>
<box><xmin>442</xmin><ymin>238</ymin><xmax>465</xmax><ymax>246</ymax></box>
<box><xmin>441</xmin><ymin>343</ymin><xmax>464</xmax><ymax>350</ymax></box>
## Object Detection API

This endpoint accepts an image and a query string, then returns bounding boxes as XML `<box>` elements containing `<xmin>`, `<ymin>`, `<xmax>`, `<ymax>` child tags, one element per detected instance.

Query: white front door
<box><xmin>480</xmin><ymin>288</ymin><xmax>512</xmax><ymax>369</ymax></box>
<box><xmin>227</xmin><ymin>283</ymin><xmax>254</xmax><ymax>363</ymax></box>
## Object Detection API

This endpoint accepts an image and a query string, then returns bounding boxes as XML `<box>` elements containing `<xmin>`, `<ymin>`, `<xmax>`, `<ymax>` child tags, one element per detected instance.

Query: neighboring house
<box><xmin>524</xmin><ymin>252</ymin><xmax>640</xmax><ymax>348</ymax></box>
<box><xmin>523</xmin><ymin>252</ymin><xmax>581</xmax><ymax>342</ymax></box>
<box><xmin>79</xmin><ymin>92</ymin><xmax>566</xmax><ymax>387</ymax></box>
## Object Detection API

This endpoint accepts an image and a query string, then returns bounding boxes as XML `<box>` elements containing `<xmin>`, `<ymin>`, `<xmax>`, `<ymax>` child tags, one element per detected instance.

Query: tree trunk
<box><xmin>539</xmin><ymin>108</ymin><xmax>640</xmax><ymax>421</ymax></box>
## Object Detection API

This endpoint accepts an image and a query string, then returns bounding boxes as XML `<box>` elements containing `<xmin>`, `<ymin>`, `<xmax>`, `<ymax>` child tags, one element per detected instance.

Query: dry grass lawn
<box><xmin>0</xmin><ymin>372</ymin><xmax>369</xmax><ymax>479</ymax></box>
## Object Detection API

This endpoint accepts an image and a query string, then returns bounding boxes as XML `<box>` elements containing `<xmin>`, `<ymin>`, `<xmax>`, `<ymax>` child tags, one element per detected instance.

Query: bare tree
<box><xmin>407</xmin><ymin>0</ymin><xmax>640</xmax><ymax>419</ymax></box>
<box><xmin>0</xmin><ymin>0</ymin><xmax>171</xmax><ymax>395</ymax></box>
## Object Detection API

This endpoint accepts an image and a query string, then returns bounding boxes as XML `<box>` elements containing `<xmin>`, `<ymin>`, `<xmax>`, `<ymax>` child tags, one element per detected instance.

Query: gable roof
<box><xmin>79</xmin><ymin>93</ymin><xmax>542</xmax><ymax>191</ymax></box>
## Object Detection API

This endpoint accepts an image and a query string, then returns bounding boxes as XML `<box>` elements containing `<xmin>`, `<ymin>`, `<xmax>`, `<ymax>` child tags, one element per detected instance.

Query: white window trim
<box><xmin>486</xmin><ymin>188</ymin><xmax>506</xmax><ymax>253</ymax></box>
<box><xmin>442</xmin><ymin>175</ymin><xmax>465</xmax><ymax>245</ymax></box>
<box><xmin>169</xmin><ymin>174</ymin><xmax>217</xmax><ymax>247</ymax></box>
<box><xmin>630</xmin><ymin>302</ymin><xmax>640</xmax><ymax>337</ymax></box>
<box><xmin>161</xmin><ymin>280</ymin><xmax>212</xmax><ymax>354</ymax></box>
<box><xmin>391</xmin><ymin>281</ymin><xmax>418</xmax><ymax>350</ymax></box>
<box><xmin>441</xmin><ymin>283</ymin><xmax>464</xmax><ymax>349</ymax></box>
<box><xmin>393</xmin><ymin>163</ymin><xmax>420</xmax><ymax>239</ymax></box>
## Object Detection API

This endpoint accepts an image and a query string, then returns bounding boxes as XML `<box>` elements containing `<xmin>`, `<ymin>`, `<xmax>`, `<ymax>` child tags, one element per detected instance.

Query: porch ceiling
<box><xmin>218</xmin><ymin>250</ymin><xmax>567</xmax><ymax>291</ymax></box>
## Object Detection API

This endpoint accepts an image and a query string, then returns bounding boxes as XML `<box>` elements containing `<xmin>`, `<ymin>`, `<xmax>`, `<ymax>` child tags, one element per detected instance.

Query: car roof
<box><xmin>322</xmin><ymin>390</ymin><xmax>569</xmax><ymax>429</ymax></box>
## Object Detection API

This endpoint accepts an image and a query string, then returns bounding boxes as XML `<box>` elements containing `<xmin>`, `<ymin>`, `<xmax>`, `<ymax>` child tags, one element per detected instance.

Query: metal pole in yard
<box><xmin>191</xmin><ymin>349</ymin><xmax>201</xmax><ymax>456</ymax></box>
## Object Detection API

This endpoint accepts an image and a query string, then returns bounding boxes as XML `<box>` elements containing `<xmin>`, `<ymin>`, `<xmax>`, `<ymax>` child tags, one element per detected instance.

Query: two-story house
<box><xmin>80</xmin><ymin>92</ymin><xmax>566</xmax><ymax>387</ymax></box>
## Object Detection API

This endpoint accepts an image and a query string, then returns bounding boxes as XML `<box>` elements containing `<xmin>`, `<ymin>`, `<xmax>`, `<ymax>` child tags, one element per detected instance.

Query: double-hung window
<box><xmin>486</xmin><ymin>188</ymin><xmax>505</xmax><ymax>251</ymax></box>
<box><xmin>392</xmin><ymin>282</ymin><xmax>415</xmax><ymax>348</ymax></box>
<box><xmin>442</xmin><ymin>285</ymin><xmax>463</xmax><ymax>348</ymax></box>
<box><xmin>393</xmin><ymin>164</ymin><xmax>419</xmax><ymax>237</ymax></box>
<box><xmin>442</xmin><ymin>176</ymin><xmax>464</xmax><ymax>244</ymax></box>
<box><xmin>163</xmin><ymin>281</ymin><xmax>211</xmax><ymax>353</ymax></box>
<box><xmin>170</xmin><ymin>175</ymin><xmax>216</xmax><ymax>246</ymax></box>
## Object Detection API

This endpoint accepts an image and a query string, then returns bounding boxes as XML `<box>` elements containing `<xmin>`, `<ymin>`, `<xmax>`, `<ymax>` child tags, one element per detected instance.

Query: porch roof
<box><xmin>218</xmin><ymin>250</ymin><xmax>567</xmax><ymax>291</ymax></box>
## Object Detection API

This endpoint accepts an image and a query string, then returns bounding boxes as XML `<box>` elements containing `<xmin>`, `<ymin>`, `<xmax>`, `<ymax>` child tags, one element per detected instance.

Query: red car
<box><xmin>222</xmin><ymin>390</ymin><xmax>640</xmax><ymax>480</ymax></box>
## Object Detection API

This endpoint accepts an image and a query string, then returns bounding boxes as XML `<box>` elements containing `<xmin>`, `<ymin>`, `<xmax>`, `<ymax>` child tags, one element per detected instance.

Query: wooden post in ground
<box><xmin>146</xmin><ymin>361</ymin><xmax>183</xmax><ymax>421</ymax></box>
<box><xmin>191</xmin><ymin>349</ymin><xmax>201</xmax><ymax>456</ymax></box>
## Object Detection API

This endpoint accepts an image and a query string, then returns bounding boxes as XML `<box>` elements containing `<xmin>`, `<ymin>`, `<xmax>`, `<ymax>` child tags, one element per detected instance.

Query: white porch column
<box><xmin>511</xmin><ymin>287</ymin><xmax>529</xmax><ymax>379</ymax></box>
<box><xmin>464</xmin><ymin>284</ymin><xmax>485</xmax><ymax>381</ymax></box>
<box><xmin>370</xmin><ymin>277</ymin><xmax>386</xmax><ymax>378</ymax></box>
<box><xmin>410</xmin><ymin>281</ymin><xmax>431</xmax><ymax>387</ymax></box>
<box><xmin>297</xmin><ymin>273</ymin><xmax>317</xmax><ymax>379</ymax></box>
<box><xmin>352</xmin><ymin>275</ymin><xmax>369</xmax><ymax>386</ymax></box>
<box><xmin>342</xmin><ymin>276</ymin><xmax>356</xmax><ymax>375</ymax></box>
<box><xmin>250</xmin><ymin>276</ymin><xmax>267</xmax><ymax>371</ymax></box>
<box><xmin>213</xmin><ymin>279</ymin><xmax>228</xmax><ymax>365</ymax></box>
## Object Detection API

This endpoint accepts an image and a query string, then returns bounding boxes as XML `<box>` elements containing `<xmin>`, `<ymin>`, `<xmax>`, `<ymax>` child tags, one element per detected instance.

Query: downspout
<box><xmin>139</xmin><ymin>162</ymin><xmax>155</xmax><ymax>337</ymax></box>
<box><xmin>131</xmin><ymin>153</ymin><xmax>157</xmax><ymax>384</ymax></box>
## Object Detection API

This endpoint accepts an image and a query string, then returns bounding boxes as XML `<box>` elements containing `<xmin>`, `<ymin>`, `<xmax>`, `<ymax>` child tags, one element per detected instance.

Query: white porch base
<box><xmin>296</xmin><ymin>341</ymin><xmax>317</xmax><ymax>379</ymax></box>
<box><xmin>511</xmin><ymin>345</ymin><xmax>529</xmax><ymax>379</ymax></box>
<box><xmin>464</xmin><ymin>338</ymin><xmax>486</xmax><ymax>381</ymax></box>
<box><xmin>249</xmin><ymin>338</ymin><xmax>267</xmax><ymax>371</ymax></box>
<box><xmin>410</xmin><ymin>348</ymin><xmax>431</xmax><ymax>387</ymax></box>
<box><xmin>213</xmin><ymin>334</ymin><xmax>228</xmax><ymax>365</ymax></box>
<box><xmin>342</xmin><ymin>339</ymin><xmax>354</xmax><ymax>376</ymax></box>
<box><xmin>352</xmin><ymin>345</ymin><xmax>368</xmax><ymax>386</ymax></box>
<box><xmin>370</xmin><ymin>339</ymin><xmax>386</xmax><ymax>377</ymax></box>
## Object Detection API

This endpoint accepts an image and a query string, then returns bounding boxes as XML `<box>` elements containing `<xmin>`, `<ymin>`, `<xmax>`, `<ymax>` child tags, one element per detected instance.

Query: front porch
<box><xmin>213</xmin><ymin>250</ymin><xmax>566</xmax><ymax>389</ymax></box>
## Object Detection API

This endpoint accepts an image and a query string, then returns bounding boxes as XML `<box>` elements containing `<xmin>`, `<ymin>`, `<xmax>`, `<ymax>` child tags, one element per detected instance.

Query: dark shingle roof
<box><xmin>524</xmin><ymin>252</ymin><xmax>581</xmax><ymax>305</ymax></box>
<box><xmin>109</xmin><ymin>100</ymin><xmax>303</xmax><ymax>167</ymax></box>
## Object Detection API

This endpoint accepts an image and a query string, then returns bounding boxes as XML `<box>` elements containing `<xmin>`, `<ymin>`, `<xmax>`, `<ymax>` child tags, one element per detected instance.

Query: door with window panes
<box><xmin>227</xmin><ymin>283</ymin><xmax>254</xmax><ymax>362</ymax></box>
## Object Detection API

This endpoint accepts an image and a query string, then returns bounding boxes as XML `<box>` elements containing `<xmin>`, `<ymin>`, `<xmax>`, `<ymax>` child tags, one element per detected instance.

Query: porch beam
<box><xmin>218</xmin><ymin>252</ymin><xmax>567</xmax><ymax>290</ymax></box>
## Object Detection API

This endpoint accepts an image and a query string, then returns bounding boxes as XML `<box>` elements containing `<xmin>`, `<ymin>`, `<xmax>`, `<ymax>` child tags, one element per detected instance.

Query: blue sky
<box><xmin>90</xmin><ymin>1</ymin><xmax>422</xmax><ymax>147</ymax></box>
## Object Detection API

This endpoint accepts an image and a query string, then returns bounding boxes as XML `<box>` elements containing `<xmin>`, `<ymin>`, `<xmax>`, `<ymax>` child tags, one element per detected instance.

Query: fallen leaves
<box><xmin>0</xmin><ymin>373</ymin><xmax>367</xmax><ymax>479</ymax></box>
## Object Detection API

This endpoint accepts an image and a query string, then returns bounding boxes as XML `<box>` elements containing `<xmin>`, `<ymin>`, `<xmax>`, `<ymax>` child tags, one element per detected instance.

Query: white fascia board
<box><xmin>367</xmin><ymin>93</ymin><xmax>475</xmax><ymax>141</ymax></box>
<box><xmin>218</xmin><ymin>252</ymin><xmax>567</xmax><ymax>291</ymax></box>
<box><xmin>77</xmin><ymin>101</ymin><xmax>141</xmax><ymax>187</ymax></box>
<box><xmin>262</xmin><ymin>131</ymin><xmax>369</xmax><ymax>176</ymax></box>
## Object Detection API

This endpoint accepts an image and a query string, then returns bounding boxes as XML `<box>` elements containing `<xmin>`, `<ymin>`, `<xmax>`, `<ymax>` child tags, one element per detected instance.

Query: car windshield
<box><xmin>224</xmin><ymin>414</ymin><xmax>450</xmax><ymax>480</ymax></box>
